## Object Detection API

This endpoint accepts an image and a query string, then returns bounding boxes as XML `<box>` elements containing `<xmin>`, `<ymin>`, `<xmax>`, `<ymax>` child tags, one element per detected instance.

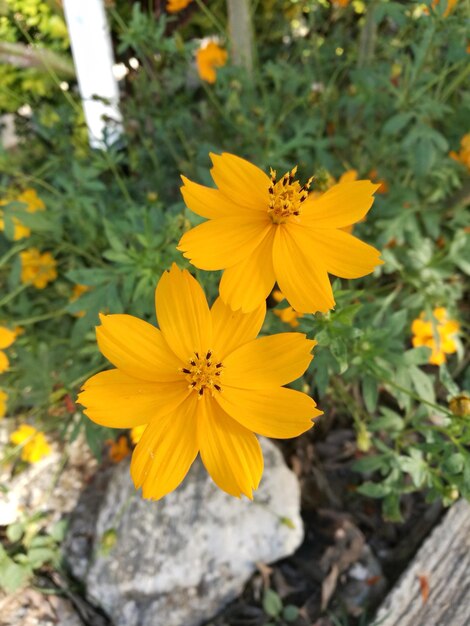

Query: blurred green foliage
<box><xmin>0</xmin><ymin>0</ymin><xmax>469</xmax><ymax>522</ymax></box>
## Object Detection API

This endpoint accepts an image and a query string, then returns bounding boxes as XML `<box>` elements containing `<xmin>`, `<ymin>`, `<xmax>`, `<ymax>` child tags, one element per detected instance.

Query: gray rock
<box><xmin>65</xmin><ymin>438</ymin><xmax>303</xmax><ymax>626</ymax></box>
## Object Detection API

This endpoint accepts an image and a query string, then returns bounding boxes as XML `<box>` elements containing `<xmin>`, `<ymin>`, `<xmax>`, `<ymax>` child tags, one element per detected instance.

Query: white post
<box><xmin>62</xmin><ymin>0</ymin><xmax>122</xmax><ymax>149</ymax></box>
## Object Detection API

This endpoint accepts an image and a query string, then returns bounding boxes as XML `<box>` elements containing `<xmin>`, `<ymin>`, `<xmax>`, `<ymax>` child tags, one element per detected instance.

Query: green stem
<box><xmin>193</xmin><ymin>0</ymin><xmax>226</xmax><ymax>36</ymax></box>
<box><xmin>13</xmin><ymin>309</ymin><xmax>68</xmax><ymax>326</ymax></box>
<box><xmin>0</xmin><ymin>283</ymin><xmax>28</xmax><ymax>308</ymax></box>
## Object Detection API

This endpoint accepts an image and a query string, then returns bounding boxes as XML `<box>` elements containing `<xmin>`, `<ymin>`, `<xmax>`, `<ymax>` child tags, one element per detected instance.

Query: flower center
<box><xmin>267</xmin><ymin>166</ymin><xmax>313</xmax><ymax>224</ymax></box>
<box><xmin>180</xmin><ymin>350</ymin><xmax>223</xmax><ymax>398</ymax></box>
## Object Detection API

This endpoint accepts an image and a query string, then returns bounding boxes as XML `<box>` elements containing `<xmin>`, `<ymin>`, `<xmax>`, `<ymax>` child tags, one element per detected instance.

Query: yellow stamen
<box><xmin>267</xmin><ymin>166</ymin><xmax>313</xmax><ymax>224</ymax></box>
<box><xmin>180</xmin><ymin>350</ymin><xmax>223</xmax><ymax>398</ymax></box>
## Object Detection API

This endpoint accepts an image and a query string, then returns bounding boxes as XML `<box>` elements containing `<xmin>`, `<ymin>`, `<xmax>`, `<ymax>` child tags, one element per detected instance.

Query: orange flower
<box><xmin>449</xmin><ymin>133</ymin><xmax>470</xmax><ymax>172</ymax></box>
<box><xmin>411</xmin><ymin>307</ymin><xmax>460</xmax><ymax>366</ymax></box>
<box><xmin>368</xmin><ymin>169</ymin><xmax>389</xmax><ymax>194</ymax></box>
<box><xmin>0</xmin><ymin>326</ymin><xmax>16</xmax><ymax>374</ymax></box>
<box><xmin>166</xmin><ymin>0</ymin><xmax>193</xmax><ymax>12</ymax></box>
<box><xmin>106</xmin><ymin>435</ymin><xmax>131</xmax><ymax>463</ymax></box>
<box><xmin>20</xmin><ymin>248</ymin><xmax>57</xmax><ymax>289</ymax></box>
<box><xmin>70</xmin><ymin>284</ymin><xmax>90</xmax><ymax>317</ymax></box>
<box><xmin>272</xmin><ymin>290</ymin><xmax>303</xmax><ymax>328</ymax></box>
<box><xmin>196</xmin><ymin>41</ymin><xmax>228</xmax><ymax>84</ymax></box>
<box><xmin>332</xmin><ymin>0</ymin><xmax>350</xmax><ymax>6</ymax></box>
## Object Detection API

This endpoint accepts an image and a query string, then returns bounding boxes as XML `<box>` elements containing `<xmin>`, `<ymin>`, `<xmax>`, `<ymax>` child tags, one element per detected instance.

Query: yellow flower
<box><xmin>178</xmin><ymin>153</ymin><xmax>383</xmax><ymax>314</ymax></box>
<box><xmin>166</xmin><ymin>0</ymin><xmax>193</xmax><ymax>12</ymax></box>
<box><xmin>0</xmin><ymin>390</ymin><xmax>7</xmax><ymax>418</ymax></box>
<box><xmin>272</xmin><ymin>290</ymin><xmax>303</xmax><ymax>328</ymax></box>
<box><xmin>411</xmin><ymin>307</ymin><xmax>460</xmax><ymax>366</ymax></box>
<box><xmin>431</xmin><ymin>0</ymin><xmax>457</xmax><ymax>17</ymax></box>
<box><xmin>78</xmin><ymin>264</ymin><xmax>321</xmax><ymax>500</ymax></box>
<box><xmin>196</xmin><ymin>42</ymin><xmax>228</xmax><ymax>84</ymax></box>
<box><xmin>20</xmin><ymin>248</ymin><xmax>58</xmax><ymax>289</ymax></box>
<box><xmin>0</xmin><ymin>326</ymin><xmax>16</xmax><ymax>374</ymax></box>
<box><xmin>0</xmin><ymin>188</ymin><xmax>45</xmax><ymax>241</ymax></box>
<box><xmin>10</xmin><ymin>424</ymin><xmax>51</xmax><ymax>463</ymax></box>
<box><xmin>449</xmin><ymin>133</ymin><xmax>470</xmax><ymax>172</ymax></box>
<box><xmin>106</xmin><ymin>435</ymin><xmax>131</xmax><ymax>463</ymax></box>
<box><xmin>130</xmin><ymin>424</ymin><xmax>147</xmax><ymax>445</ymax></box>
<box><xmin>70</xmin><ymin>284</ymin><xmax>90</xmax><ymax>317</ymax></box>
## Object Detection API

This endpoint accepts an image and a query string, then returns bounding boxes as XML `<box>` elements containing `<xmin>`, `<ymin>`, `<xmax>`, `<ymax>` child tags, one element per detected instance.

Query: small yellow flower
<box><xmin>449</xmin><ymin>133</ymin><xmax>470</xmax><ymax>172</ymax></box>
<box><xmin>78</xmin><ymin>264</ymin><xmax>321</xmax><ymax>500</ymax></box>
<box><xmin>0</xmin><ymin>326</ymin><xmax>16</xmax><ymax>374</ymax></box>
<box><xmin>431</xmin><ymin>0</ymin><xmax>458</xmax><ymax>17</ymax></box>
<box><xmin>70</xmin><ymin>284</ymin><xmax>90</xmax><ymax>317</ymax></box>
<box><xmin>106</xmin><ymin>435</ymin><xmax>131</xmax><ymax>463</ymax></box>
<box><xmin>272</xmin><ymin>290</ymin><xmax>303</xmax><ymax>328</ymax></box>
<box><xmin>196</xmin><ymin>41</ymin><xmax>228</xmax><ymax>84</ymax></box>
<box><xmin>0</xmin><ymin>390</ymin><xmax>7</xmax><ymax>419</ymax></box>
<box><xmin>0</xmin><ymin>188</ymin><xmax>45</xmax><ymax>241</ymax></box>
<box><xmin>10</xmin><ymin>424</ymin><xmax>51</xmax><ymax>463</ymax></box>
<box><xmin>449</xmin><ymin>393</ymin><xmax>470</xmax><ymax>417</ymax></box>
<box><xmin>130</xmin><ymin>424</ymin><xmax>147</xmax><ymax>445</ymax></box>
<box><xmin>166</xmin><ymin>0</ymin><xmax>193</xmax><ymax>12</ymax></box>
<box><xmin>178</xmin><ymin>153</ymin><xmax>383</xmax><ymax>314</ymax></box>
<box><xmin>411</xmin><ymin>307</ymin><xmax>460</xmax><ymax>366</ymax></box>
<box><xmin>20</xmin><ymin>248</ymin><xmax>57</xmax><ymax>289</ymax></box>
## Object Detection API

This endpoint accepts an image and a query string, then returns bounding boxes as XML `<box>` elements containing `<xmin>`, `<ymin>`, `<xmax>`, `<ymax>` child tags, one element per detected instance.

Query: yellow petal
<box><xmin>97</xmin><ymin>314</ymin><xmax>182</xmax><ymax>382</ymax></box>
<box><xmin>178</xmin><ymin>217</ymin><xmax>270</xmax><ymax>270</ymax></box>
<box><xmin>223</xmin><ymin>333</ymin><xmax>315</xmax><ymax>388</ymax></box>
<box><xmin>211</xmin><ymin>297</ymin><xmax>266</xmax><ymax>360</ymax></box>
<box><xmin>219</xmin><ymin>226</ymin><xmax>276</xmax><ymax>312</ymax></box>
<box><xmin>302</xmin><ymin>181</ymin><xmax>380</xmax><ymax>228</ymax></box>
<box><xmin>180</xmin><ymin>176</ymin><xmax>252</xmax><ymax>219</ymax></box>
<box><xmin>78</xmin><ymin>369</ymin><xmax>190</xmax><ymax>428</ymax></box>
<box><xmin>130</xmin><ymin>393</ymin><xmax>199</xmax><ymax>500</ymax></box>
<box><xmin>0</xmin><ymin>326</ymin><xmax>16</xmax><ymax>349</ymax></box>
<box><xmin>198</xmin><ymin>395</ymin><xmax>263</xmax><ymax>499</ymax></box>
<box><xmin>273</xmin><ymin>224</ymin><xmax>335</xmax><ymax>314</ymax></box>
<box><xmin>210</xmin><ymin>153</ymin><xmax>271</xmax><ymax>211</ymax></box>
<box><xmin>291</xmin><ymin>225</ymin><xmax>383</xmax><ymax>279</ymax></box>
<box><xmin>155</xmin><ymin>264</ymin><xmax>212</xmax><ymax>361</ymax></box>
<box><xmin>0</xmin><ymin>351</ymin><xmax>9</xmax><ymax>373</ymax></box>
<box><xmin>216</xmin><ymin>386</ymin><xmax>321</xmax><ymax>438</ymax></box>
<box><xmin>411</xmin><ymin>319</ymin><xmax>432</xmax><ymax>337</ymax></box>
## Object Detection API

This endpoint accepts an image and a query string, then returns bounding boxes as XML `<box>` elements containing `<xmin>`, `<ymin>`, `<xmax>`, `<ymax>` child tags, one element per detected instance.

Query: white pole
<box><xmin>62</xmin><ymin>0</ymin><xmax>122</xmax><ymax>149</ymax></box>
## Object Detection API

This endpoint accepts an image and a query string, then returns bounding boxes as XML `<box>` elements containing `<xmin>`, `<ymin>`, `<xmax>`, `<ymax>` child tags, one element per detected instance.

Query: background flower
<box><xmin>196</xmin><ymin>41</ymin><xmax>228</xmax><ymax>84</ymax></box>
<box><xmin>411</xmin><ymin>307</ymin><xmax>460</xmax><ymax>365</ymax></box>
<box><xmin>20</xmin><ymin>248</ymin><xmax>57</xmax><ymax>289</ymax></box>
<box><xmin>10</xmin><ymin>424</ymin><xmax>51</xmax><ymax>463</ymax></box>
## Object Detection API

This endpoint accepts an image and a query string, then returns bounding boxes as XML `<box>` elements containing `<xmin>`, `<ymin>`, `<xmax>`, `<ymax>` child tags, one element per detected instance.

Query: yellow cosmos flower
<box><xmin>196</xmin><ymin>41</ymin><xmax>228</xmax><ymax>84</ymax></box>
<box><xmin>272</xmin><ymin>290</ymin><xmax>303</xmax><ymax>328</ymax></box>
<box><xmin>78</xmin><ymin>264</ymin><xmax>321</xmax><ymax>500</ymax></box>
<box><xmin>0</xmin><ymin>188</ymin><xmax>45</xmax><ymax>241</ymax></box>
<box><xmin>10</xmin><ymin>424</ymin><xmax>51</xmax><ymax>463</ymax></box>
<box><xmin>0</xmin><ymin>326</ymin><xmax>16</xmax><ymax>374</ymax></box>
<box><xmin>166</xmin><ymin>0</ymin><xmax>193</xmax><ymax>12</ymax></box>
<box><xmin>0</xmin><ymin>390</ymin><xmax>7</xmax><ymax>418</ymax></box>
<box><xmin>178</xmin><ymin>153</ymin><xmax>383</xmax><ymax>314</ymax></box>
<box><xmin>411</xmin><ymin>307</ymin><xmax>460</xmax><ymax>366</ymax></box>
<box><xmin>20</xmin><ymin>248</ymin><xmax>58</xmax><ymax>289</ymax></box>
<box><xmin>450</xmin><ymin>133</ymin><xmax>470</xmax><ymax>172</ymax></box>
<box><xmin>106</xmin><ymin>435</ymin><xmax>131</xmax><ymax>463</ymax></box>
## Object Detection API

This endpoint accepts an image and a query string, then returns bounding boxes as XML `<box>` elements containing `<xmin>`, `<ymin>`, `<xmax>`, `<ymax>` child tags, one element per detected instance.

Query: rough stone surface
<box><xmin>65</xmin><ymin>438</ymin><xmax>304</xmax><ymax>626</ymax></box>
<box><xmin>0</xmin><ymin>428</ymin><xmax>97</xmax><ymax>527</ymax></box>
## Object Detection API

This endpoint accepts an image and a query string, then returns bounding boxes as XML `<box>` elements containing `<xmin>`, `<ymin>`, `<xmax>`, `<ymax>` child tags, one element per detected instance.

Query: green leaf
<box><xmin>283</xmin><ymin>605</ymin><xmax>300</xmax><ymax>622</ymax></box>
<box><xmin>353</xmin><ymin>453</ymin><xmax>391</xmax><ymax>473</ymax></box>
<box><xmin>362</xmin><ymin>376</ymin><xmax>378</xmax><ymax>413</ymax></box>
<box><xmin>409</xmin><ymin>366</ymin><xmax>435</xmax><ymax>405</ymax></box>
<box><xmin>27</xmin><ymin>547</ymin><xmax>57</xmax><ymax>569</ymax></box>
<box><xmin>382</xmin><ymin>493</ymin><xmax>403</xmax><ymax>523</ymax></box>
<box><xmin>382</xmin><ymin>112</ymin><xmax>413</xmax><ymax>135</ymax></box>
<box><xmin>6</xmin><ymin>522</ymin><xmax>24</xmax><ymax>543</ymax></box>
<box><xmin>443</xmin><ymin>453</ymin><xmax>465</xmax><ymax>475</ymax></box>
<box><xmin>263</xmin><ymin>589</ymin><xmax>283</xmax><ymax>618</ymax></box>
<box><xmin>398</xmin><ymin>450</ymin><xmax>428</xmax><ymax>488</ymax></box>
<box><xmin>357</xmin><ymin>482</ymin><xmax>392</xmax><ymax>498</ymax></box>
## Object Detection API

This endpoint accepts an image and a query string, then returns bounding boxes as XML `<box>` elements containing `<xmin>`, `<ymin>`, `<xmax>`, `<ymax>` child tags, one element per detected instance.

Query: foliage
<box><xmin>0</xmin><ymin>0</ymin><xmax>469</xmax><ymax>523</ymax></box>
